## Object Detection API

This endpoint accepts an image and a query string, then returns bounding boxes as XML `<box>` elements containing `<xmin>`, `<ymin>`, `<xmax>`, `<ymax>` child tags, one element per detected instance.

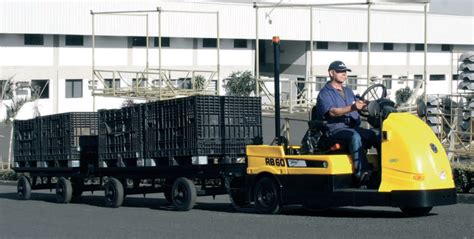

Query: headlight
<box><xmin>440</xmin><ymin>171</ymin><xmax>446</xmax><ymax>181</ymax></box>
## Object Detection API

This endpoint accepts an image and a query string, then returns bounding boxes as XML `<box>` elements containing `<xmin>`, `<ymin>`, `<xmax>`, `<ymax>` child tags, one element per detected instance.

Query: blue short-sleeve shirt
<box><xmin>315</xmin><ymin>82</ymin><xmax>360</xmax><ymax>133</ymax></box>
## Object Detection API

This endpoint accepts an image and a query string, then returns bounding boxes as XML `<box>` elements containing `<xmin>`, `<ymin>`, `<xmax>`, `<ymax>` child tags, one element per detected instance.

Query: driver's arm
<box><xmin>328</xmin><ymin>100</ymin><xmax>365</xmax><ymax>118</ymax></box>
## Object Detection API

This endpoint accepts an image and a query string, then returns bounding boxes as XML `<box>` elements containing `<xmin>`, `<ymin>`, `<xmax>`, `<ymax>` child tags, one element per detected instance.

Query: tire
<box><xmin>56</xmin><ymin>177</ymin><xmax>73</xmax><ymax>203</ymax></box>
<box><xmin>17</xmin><ymin>176</ymin><xmax>32</xmax><ymax>200</ymax></box>
<box><xmin>104</xmin><ymin>177</ymin><xmax>124</xmax><ymax>208</ymax></box>
<box><xmin>254</xmin><ymin>177</ymin><xmax>282</xmax><ymax>214</ymax></box>
<box><xmin>171</xmin><ymin>177</ymin><xmax>197</xmax><ymax>211</ymax></box>
<box><xmin>400</xmin><ymin>207</ymin><xmax>433</xmax><ymax>217</ymax></box>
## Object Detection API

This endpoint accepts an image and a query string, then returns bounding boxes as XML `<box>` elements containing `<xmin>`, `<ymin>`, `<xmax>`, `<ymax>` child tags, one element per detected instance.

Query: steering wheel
<box><xmin>358</xmin><ymin>84</ymin><xmax>387</xmax><ymax>117</ymax></box>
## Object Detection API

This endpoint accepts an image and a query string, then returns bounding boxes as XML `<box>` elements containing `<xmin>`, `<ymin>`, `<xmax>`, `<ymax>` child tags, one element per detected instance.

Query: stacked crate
<box><xmin>221</xmin><ymin>96</ymin><xmax>262</xmax><ymax>156</ymax></box>
<box><xmin>13</xmin><ymin>118</ymin><xmax>41</xmax><ymax>167</ymax></box>
<box><xmin>98</xmin><ymin>105</ymin><xmax>144</xmax><ymax>167</ymax></box>
<box><xmin>13</xmin><ymin>112</ymin><xmax>98</xmax><ymax>169</ymax></box>
<box><xmin>145</xmin><ymin>96</ymin><xmax>223</xmax><ymax>158</ymax></box>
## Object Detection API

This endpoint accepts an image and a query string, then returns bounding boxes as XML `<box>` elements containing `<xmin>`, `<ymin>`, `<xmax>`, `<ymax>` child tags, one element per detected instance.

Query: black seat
<box><xmin>300</xmin><ymin>106</ymin><xmax>347</xmax><ymax>154</ymax></box>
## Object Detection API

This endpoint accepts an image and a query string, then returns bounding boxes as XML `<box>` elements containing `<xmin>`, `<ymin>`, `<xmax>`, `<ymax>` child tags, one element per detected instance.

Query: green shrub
<box><xmin>224</xmin><ymin>71</ymin><xmax>256</xmax><ymax>97</ymax></box>
<box><xmin>0</xmin><ymin>170</ymin><xmax>18</xmax><ymax>181</ymax></box>
<box><xmin>395</xmin><ymin>86</ymin><xmax>413</xmax><ymax>105</ymax></box>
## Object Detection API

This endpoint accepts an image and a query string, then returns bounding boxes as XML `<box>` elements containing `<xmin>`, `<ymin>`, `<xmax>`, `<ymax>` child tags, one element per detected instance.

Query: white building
<box><xmin>0</xmin><ymin>0</ymin><xmax>473</xmax><ymax>121</ymax></box>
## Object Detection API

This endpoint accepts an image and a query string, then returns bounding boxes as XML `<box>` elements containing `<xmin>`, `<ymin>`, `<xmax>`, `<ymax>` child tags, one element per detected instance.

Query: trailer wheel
<box><xmin>171</xmin><ymin>177</ymin><xmax>196</xmax><ymax>211</ymax></box>
<box><xmin>56</xmin><ymin>177</ymin><xmax>73</xmax><ymax>203</ymax></box>
<box><xmin>17</xmin><ymin>176</ymin><xmax>32</xmax><ymax>200</ymax></box>
<box><xmin>400</xmin><ymin>207</ymin><xmax>433</xmax><ymax>217</ymax></box>
<box><xmin>254</xmin><ymin>177</ymin><xmax>281</xmax><ymax>214</ymax></box>
<box><xmin>104</xmin><ymin>177</ymin><xmax>124</xmax><ymax>208</ymax></box>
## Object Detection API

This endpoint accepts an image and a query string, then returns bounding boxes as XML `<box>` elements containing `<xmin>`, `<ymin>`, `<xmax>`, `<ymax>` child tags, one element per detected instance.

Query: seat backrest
<box><xmin>308</xmin><ymin>106</ymin><xmax>327</xmax><ymax>131</ymax></box>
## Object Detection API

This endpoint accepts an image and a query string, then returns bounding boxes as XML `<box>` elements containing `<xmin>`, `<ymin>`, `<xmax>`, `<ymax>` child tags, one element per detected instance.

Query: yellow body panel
<box><xmin>379</xmin><ymin>113</ymin><xmax>455</xmax><ymax>192</ymax></box>
<box><xmin>246</xmin><ymin>145</ymin><xmax>353</xmax><ymax>175</ymax></box>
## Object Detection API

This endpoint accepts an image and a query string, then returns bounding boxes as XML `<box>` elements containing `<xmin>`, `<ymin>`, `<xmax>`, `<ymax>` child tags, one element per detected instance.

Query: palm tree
<box><xmin>1</xmin><ymin>77</ymin><xmax>43</xmax><ymax>170</ymax></box>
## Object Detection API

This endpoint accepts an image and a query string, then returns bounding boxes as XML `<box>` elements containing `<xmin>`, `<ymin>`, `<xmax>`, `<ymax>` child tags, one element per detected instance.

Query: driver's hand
<box><xmin>353</xmin><ymin>100</ymin><xmax>366</xmax><ymax>111</ymax></box>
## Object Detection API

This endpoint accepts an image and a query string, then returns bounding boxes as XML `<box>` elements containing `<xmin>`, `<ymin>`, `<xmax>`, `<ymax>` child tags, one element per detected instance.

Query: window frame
<box><xmin>131</xmin><ymin>37</ymin><xmax>147</xmax><ymax>47</ymax></box>
<box><xmin>203</xmin><ymin>38</ymin><xmax>217</xmax><ymax>48</ymax></box>
<box><xmin>24</xmin><ymin>34</ymin><xmax>44</xmax><ymax>45</ymax></box>
<box><xmin>382</xmin><ymin>75</ymin><xmax>393</xmax><ymax>89</ymax></box>
<box><xmin>65</xmin><ymin>35</ymin><xmax>84</xmax><ymax>46</ymax></box>
<box><xmin>441</xmin><ymin>44</ymin><xmax>452</xmax><ymax>52</ymax></box>
<box><xmin>347</xmin><ymin>42</ymin><xmax>360</xmax><ymax>50</ymax></box>
<box><xmin>65</xmin><ymin>79</ymin><xmax>83</xmax><ymax>98</ymax></box>
<box><xmin>414</xmin><ymin>44</ymin><xmax>424</xmax><ymax>51</ymax></box>
<box><xmin>233</xmin><ymin>39</ymin><xmax>248</xmax><ymax>48</ymax></box>
<box><xmin>31</xmin><ymin>79</ymin><xmax>50</xmax><ymax>99</ymax></box>
<box><xmin>316</xmin><ymin>41</ymin><xmax>329</xmax><ymax>50</ymax></box>
<box><xmin>154</xmin><ymin>37</ymin><xmax>170</xmax><ymax>47</ymax></box>
<box><xmin>383</xmin><ymin>43</ymin><xmax>394</xmax><ymax>51</ymax></box>
<box><xmin>429</xmin><ymin>74</ymin><xmax>446</xmax><ymax>81</ymax></box>
<box><xmin>104</xmin><ymin>78</ymin><xmax>121</xmax><ymax>89</ymax></box>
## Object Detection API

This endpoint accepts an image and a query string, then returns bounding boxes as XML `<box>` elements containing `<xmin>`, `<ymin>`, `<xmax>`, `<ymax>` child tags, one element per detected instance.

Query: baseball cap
<box><xmin>328</xmin><ymin>61</ymin><xmax>352</xmax><ymax>72</ymax></box>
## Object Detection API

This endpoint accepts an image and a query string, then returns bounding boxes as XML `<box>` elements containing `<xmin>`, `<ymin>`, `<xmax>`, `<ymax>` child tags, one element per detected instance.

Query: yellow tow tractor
<box><xmin>234</xmin><ymin>37</ymin><xmax>456</xmax><ymax>216</ymax></box>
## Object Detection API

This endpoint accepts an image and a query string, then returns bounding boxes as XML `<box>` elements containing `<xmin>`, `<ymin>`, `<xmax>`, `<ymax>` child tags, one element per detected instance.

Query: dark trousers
<box><xmin>329</xmin><ymin>127</ymin><xmax>381</xmax><ymax>178</ymax></box>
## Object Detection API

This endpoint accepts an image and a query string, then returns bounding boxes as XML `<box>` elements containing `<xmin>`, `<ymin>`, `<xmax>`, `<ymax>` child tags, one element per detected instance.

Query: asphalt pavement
<box><xmin>0</xmin><ymin>184</ymin><xmax>473</xmax><ymax>239</ymax></box>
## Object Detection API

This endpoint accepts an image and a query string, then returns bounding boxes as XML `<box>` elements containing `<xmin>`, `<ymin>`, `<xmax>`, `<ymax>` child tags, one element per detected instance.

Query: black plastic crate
<box><xmin>221</xmin><ymin>96</ymin><xmax>262</xmax><ymax>155</ymax></box>
<box><xmin>13</xmin><ymin>118</ymin><xmax>41</xmax><ymax>162</ymax></box>
<box><xmin>145</xmin><ymin>96</ymin><xmax>223</xmax><ymax>158</ymax></box>
<box><xmin>40</xmin><ymin>112</ymin><xmax>98</xmax><ymax>161</ymax></box>
<box><xmin>98</xmin><ymin>105</ymin><xmax>145</xmax><ymax>164</ymax></box>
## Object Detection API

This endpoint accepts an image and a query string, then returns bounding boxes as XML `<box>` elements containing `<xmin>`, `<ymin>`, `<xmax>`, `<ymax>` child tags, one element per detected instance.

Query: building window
<box><xmin>234</xmin><ymin>39</ymin><xmax>247</xmax><ymax>48</ymax></box>
<box><xmin>383</xmin><ymin>43</ymin><xmax>394</xmax><ymax>51</ymax></box>
<box><xmin>154</xmin><ymin>37</ymin><xmax>170</xmax><ymax>47</ymax></box>
<box><xmin>430</xmin><ymin>74</ymin><xmax>445</xmax><ymax>81</ymax></box>
<box><xmin>316</xmin><ymin>41</ymin><xmax>328</xmax><ymax>50</ymax></box>
<box><xmin>131</xmin><ymin>37</ymin><xmax>147</xmax><ymax>47</ymax></box>
<box><xmin>104</xmin><ymin>78</ymin><xmax>120</xmax><ymax>89</ymax></box>
<box><xmin>452</xmin><ymin>74</ymin><xmax>459</xmax><ymax>81</ymax></box>
<box><xmin>65</xmin><ymin>79</ymin><xmax>83</xmax><ymax>98</ymax></box>
<box><xmin>65</xmin><ymin>35</ymin><xmax>84</xmax><ymax>46</ymax></box>
<box><xmin>415</xmin><ymin>44</ymin><xmax>424</xmax><ymax>51</ymax></box>
<box><xmin>31</xmin><ymin>80</ymin><xmax>49</xmax><ymax>99</ymax></box>
<box><xmin>132</xmin><ymin>78</ymin><xmax>146</xmax><ymax>87</ymax></box>
<box><xmin>316</xmin><ymin>77</ymin><xmax>327</xmax><ymax>91</ymax></box>
<box><xmin>382</xmin><ymin>75</ymin><xmax>392</xmax><ymax>89</ymax></box>
<box><xmin>348</xmin><ymin>42</ymin><xmax>360</xmax><ymax>50</ymax></box>
<box><xmin>347</xmin><ymin>75</ymin><xmax>358</xmax><ymax>90</ymax></box>
<box><xmin>203</xmin><ymin>38</ymin><xmax>217</xmax><ymax>48</ymax></box>
<box><xmin>24</xmin><ymin>34</ymin><xmax>44</xmax><ymax>45</ymax></box>
<box><xmin>441</xmin><ymin>44</ymin><xmax>452</xmax><ymax>52</ymax></box>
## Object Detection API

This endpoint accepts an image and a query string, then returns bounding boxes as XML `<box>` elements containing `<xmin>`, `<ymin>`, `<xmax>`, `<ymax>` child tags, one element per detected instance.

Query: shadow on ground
<box><xmin>0</xmin><ymin>191</ymin><xmax>426</xmax><ymax>218</ymax></box>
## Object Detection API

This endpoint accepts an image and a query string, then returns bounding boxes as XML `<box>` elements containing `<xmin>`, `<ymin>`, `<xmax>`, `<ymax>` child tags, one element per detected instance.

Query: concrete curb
<box><xmin>457</xmin><ymin>194</ymin><xmax>474</xmax><ymax>204</ymax></box>
<box><xmin>0</xmin><ymin>180</ymin><xmax>16</xmax><ymax>186</ymax></box>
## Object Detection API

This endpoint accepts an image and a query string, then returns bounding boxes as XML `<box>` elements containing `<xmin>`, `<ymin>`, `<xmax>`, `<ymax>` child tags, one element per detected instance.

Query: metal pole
<box><xmin>367</xmin><ymin>3</ymin><xmax>371</xmax><ymax>88</ymax></box>
<box><xmin>273</xmin><ymin>36</ymin><xmax>281</xmax><ymax>145</ymax></box>
<box><xmin>309</xmin><ymin>7</ymin><xmax>314</xmax><ymax>103</ymax></box>
<box><xmin>158</xmin><ymin>8</ymin><xmax>162</xmax><ymax>100</ymax></box>
<box><xmin>91</xmin><ymin>10</ymin><xmax>96</xmax><ymax>112</ymax></box>
<box><xmin>255</xmin><ymin>3</ymin><xmax>260</xmax><ymax>96</ymax></box>
<box><xmin>146</xmin><ymin>14</ymin><xmax>149</xmax><ymax>87</ymax></box>
<box><xmin>310</xmin><ymin>7</ymin><xmax>313</xmax><ymax>78</ymax></box>
<box><xmin>423</xmin><ymin>3</ymin><xmax>428</xmax><ymax>104</ymax></box>
<box><xmin>217</xmin><ymin>11</ymin><xmax>221</xmax><ymax>96</ymax></box>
